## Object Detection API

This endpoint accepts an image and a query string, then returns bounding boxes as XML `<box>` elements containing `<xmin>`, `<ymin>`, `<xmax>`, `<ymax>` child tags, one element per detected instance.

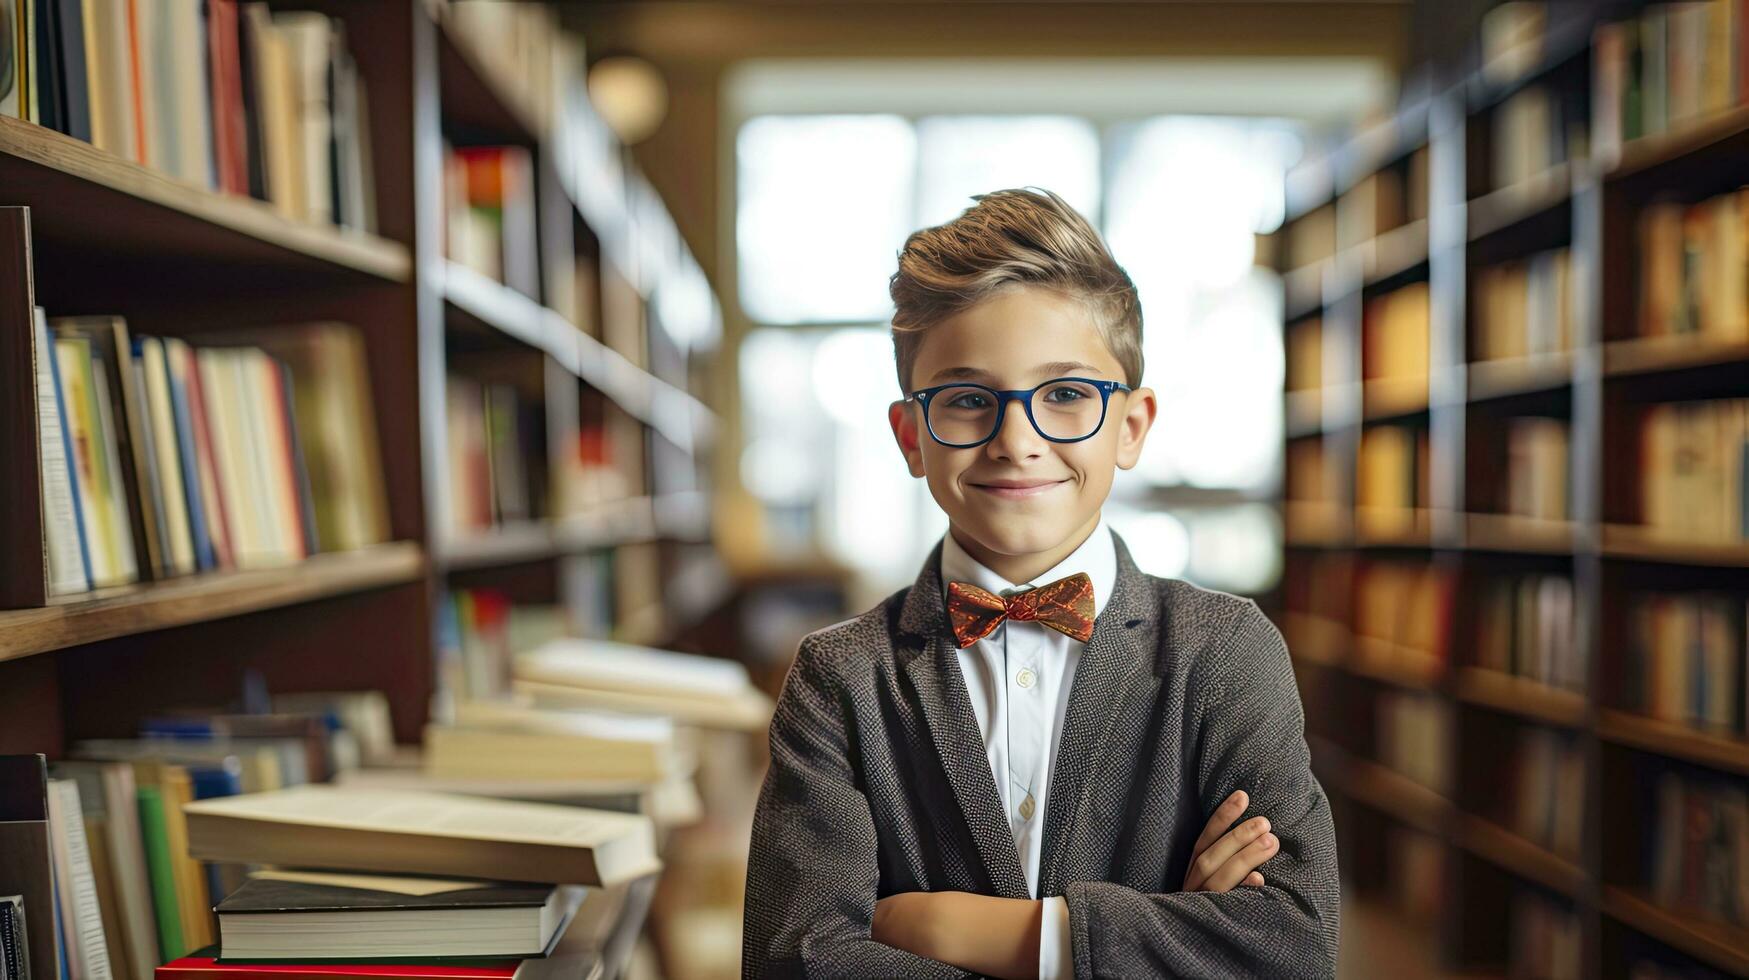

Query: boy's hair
<box><xmin>888</xmin><ymin>186</ymin><xmax>1143</xmax><ymax>393</ymax></box>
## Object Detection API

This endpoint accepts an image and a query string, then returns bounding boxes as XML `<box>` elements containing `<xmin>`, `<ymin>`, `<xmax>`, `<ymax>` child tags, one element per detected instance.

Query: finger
<box><xmin>1184</xmin><ymin>816</ymin><xmax>1270</xmax><ymax>891</ymax></box>
<box><xmin>1244</xmin><ymin>872</ymin><xmax>1264</xmax><ymax>887</ymax></box>
<box><xmin>1202</xmin><ymin>832</ymin><xmax>1279</xmax><ymax>893</ymax></box>
<box><xmin>1187</xmin><ymin>791</ymin><xmax>1249</xmax><ymax>866</ymax></box>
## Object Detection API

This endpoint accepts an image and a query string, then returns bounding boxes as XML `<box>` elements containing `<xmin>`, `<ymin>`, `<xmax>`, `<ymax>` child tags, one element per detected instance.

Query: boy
<box><xmin>743</xmin><ymin>188</ymin><xmax>1339</xmax><ymax>978</ymax></box>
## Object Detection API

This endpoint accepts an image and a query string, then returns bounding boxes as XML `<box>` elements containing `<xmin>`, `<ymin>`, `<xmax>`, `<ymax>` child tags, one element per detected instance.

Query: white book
<box><xmin>184</xmin><ymin>786</ymin><xmax>661</xmax><ymax>887</ymax></box>
<box><xmin>35</xmin><ymin>310</ymin><xmax>91</xmax><ymax>595</ymax></box>
<box><xmin>45</xmin><ymin>780</ymin><xmax>113</xmax><ymax>980</ymax></box>
<box><xmin>274</xmin><ymin>12</ymin><xmax>335</xmax><ymax>225</ymax></box>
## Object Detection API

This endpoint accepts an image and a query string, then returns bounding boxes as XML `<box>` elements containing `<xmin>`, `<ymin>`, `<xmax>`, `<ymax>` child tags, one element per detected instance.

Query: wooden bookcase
<box><xmin>1275</xmin><ymin>10</ymin><xmax>1749</xmax><ymax>979</ymax></box>
<box><xmin>0</xmin><ymin>2</ymin><xmax>721</xmax><ymax>759</ymax></box>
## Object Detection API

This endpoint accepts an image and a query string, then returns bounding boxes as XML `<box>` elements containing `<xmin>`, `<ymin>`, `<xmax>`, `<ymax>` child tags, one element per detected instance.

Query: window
<box><xmin>736</xmin><ymin>113</ymin><xmax>1300</xmax><ymax>595</ymax></box>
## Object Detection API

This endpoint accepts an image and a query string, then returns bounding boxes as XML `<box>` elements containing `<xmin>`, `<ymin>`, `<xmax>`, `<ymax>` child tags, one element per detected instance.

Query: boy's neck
<box><xmin>947</xmin><ymin>512</ymin><xmax>1103</xmax><ymax>587</ymax></box>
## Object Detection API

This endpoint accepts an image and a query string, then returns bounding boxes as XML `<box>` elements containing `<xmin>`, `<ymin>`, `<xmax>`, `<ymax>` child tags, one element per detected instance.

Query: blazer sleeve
<box><xmin>742</xmin><ymin>632</ymin><xmax>972</xmax><ymax>980</ymax></box>
<box><xmin>1060</xmin><ymin>598</ymin><xmax>1341</xmax><ymax>979</ymax></box>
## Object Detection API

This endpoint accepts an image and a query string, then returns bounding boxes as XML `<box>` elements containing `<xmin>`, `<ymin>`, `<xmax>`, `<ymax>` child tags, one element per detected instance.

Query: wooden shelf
<box><xmin>1466</xmin><ymin>352</ymin><xmax>1572</xmax><ymax>402</ymax></box>
<box><xmin>0</xmin><ymin>543</ymin><xmax>425</xmax><ymax>662</ymax></box>
<box><xmin>1596</xmin><ymin>710</ymin><xmax>1749</xmax><ymax>776</ymax></box>
<box><xmin>1465</xmin><ymin>163</ymin><xmax>1572</xmax><ymax>244</ymax></box>
<box><xmin>1354</xmin><ymin>506</ymin><xmax>1432</xmax><ymax>548</ymax></box>
<box><xmin>1340</xmin><ymin>754</ymin><xmax>1453</xmax><ymax>836</ymax></box>
<box><xmin>434</xmin><ymin>13</ymin><xmax>545</xmax><ymax>146</ymax></box>
<box><xmin>1453</xmin><ymin>668</ymin><xmax>1586</xmax><ymax>729</ymax></box>
<box><xmin>438</xmin><ymin>495</ymin><xmax>711</xmax><ymax>571</ymax></box>
<box><xmin>1361</xmin><ymin>376</ymin><xmax>1430</xmax><ymax>422</ymax></box>
<box><xmin>1607</xmin><ymin>103</ymin><xmax>1749</xmax><ymax>184</ymax></box>
<box><xmin>1602</xmin><ymin>887</ymin><xmax>1749</xmax><ymax>978</ymax></box>
<box><xmin>1284</xmin><ymin>261</ymin><xmax>1327</xmax><ymax>321</ymax></box>
<box><xmin>1363</xmin><ymin>220</ymin><xmax>1429</xmax><ymax>288</ymax></box>
<box><xmin>1602</xmin><ymin>335</ymin><xmax>1749</xmax><ymax>378</ymax></box>
<box><xmin>1284</xmin><ymin>500</ymin><xmax>1351</xmax><ymax>548</ymax></box>
<box><xmin>1350</xmin><ymin>636</ymin><xmax>1444</xmax><ymax>690</ymax></box>
<box><xmin>1461</xmin><ymin>513</ymin><xmax>1577</xmax><ymax>555</ymax></box>
<box><xmin>0</xmin><ymin>115</ymin><xmax>409</xmax><ymax>282</ymax></box>
<box><xmin>1600</xmin><ymin>525</ymin><xmax>1749</xmax><ymax>567</ymax></box>
<box><xmin>1455</xmin><ymin>815</ymin><xmax>1586</xmax><ymax>900</ymax></box>
<box><xmin>1285</xmin><ymin>390</ymin><xmax>1322</xmax><ymax>439</ymax></box>
<box><xmin>441</xmin><ymin>260</ymin><xmax>717</xmax><ymax>452</ymax></box>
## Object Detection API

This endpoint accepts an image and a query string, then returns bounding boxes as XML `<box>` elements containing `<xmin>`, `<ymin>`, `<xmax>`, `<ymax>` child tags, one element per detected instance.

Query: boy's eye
<box><xmin>945</xmin><ymin>391</ymin><xmax>992</xmax><ymax>410</ymax></box>
<box><xmin>1041</xmin><ymin>384</ymin><xmax>1088</xmax><ymax>403</ymax></box>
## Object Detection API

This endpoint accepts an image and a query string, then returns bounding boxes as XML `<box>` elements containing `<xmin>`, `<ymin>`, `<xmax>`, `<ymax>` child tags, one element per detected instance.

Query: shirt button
<box><xmin>1019</xmin><ymin>794</ymin><xmax>1036</xmax><ymax>820</ymax></box>
<box><xmin>1015</xmin><ymin>667</ymin><xmax>1036</xmax><ymax>689</ymax></box>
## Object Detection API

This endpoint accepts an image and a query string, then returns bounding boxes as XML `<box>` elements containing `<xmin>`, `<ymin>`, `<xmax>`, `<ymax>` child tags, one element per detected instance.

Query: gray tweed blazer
<box><xmin>742</xmin><ymin>528</ymin><xmax>1340</xmax><ymax>978</ymax></box>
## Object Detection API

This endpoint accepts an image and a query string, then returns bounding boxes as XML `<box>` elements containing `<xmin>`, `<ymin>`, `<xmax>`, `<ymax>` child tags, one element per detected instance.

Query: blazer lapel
<box><xmin>895</xmin><ymin>538</ymin><xmax>1032</xmax><ymax>900</ymax></box>
<box><xmin>1037</xmin><ymin>530</ymin><xmax>1165</xmax><ymax>894</ymax></box>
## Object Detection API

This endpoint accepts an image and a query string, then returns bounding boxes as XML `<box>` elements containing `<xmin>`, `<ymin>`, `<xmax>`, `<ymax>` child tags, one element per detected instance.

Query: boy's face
<box><xmin>888</xmin><ymin>285</ymin><xmax>1157</xmax><ymax>576</ymax></box>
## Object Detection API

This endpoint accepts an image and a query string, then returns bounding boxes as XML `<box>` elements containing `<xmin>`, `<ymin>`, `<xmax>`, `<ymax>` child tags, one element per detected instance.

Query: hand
<box><xmin>1182</xmin><ymin>789</ymin><xmax>1277</xmax><ymax>892</ymax></box>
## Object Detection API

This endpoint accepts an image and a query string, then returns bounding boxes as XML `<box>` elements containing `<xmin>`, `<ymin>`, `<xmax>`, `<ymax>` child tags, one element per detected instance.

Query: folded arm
<box><xmin>742</xmin><ymin>634</ymin><xmax>971</xmax><ymax>980</ymax></box>
<box><xmin>1060</xmin><ymin>599</ymin><xmax>1341</xmax><ymax>979</ymax></box>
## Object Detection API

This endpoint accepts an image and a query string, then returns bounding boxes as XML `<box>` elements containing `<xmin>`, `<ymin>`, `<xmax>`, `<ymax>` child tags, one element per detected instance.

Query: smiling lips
<box><xmin>969</xmin><ymin>477</ymin><xmax>1070</xmax><ymax>499</ymax></box>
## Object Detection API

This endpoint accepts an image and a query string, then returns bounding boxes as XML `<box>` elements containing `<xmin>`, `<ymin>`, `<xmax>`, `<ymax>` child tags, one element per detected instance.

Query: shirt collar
<box><xmin>938</xmin><ymin>516</ymin><xmax>1117</xmax><ymax>620</ymax></box>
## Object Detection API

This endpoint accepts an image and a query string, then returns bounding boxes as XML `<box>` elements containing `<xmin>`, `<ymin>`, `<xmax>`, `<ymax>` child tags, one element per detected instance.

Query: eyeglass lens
<box><xmin>927</xmin><ymin>380</ymin><xmax>1106</xmax><ymax>445</ymax></box>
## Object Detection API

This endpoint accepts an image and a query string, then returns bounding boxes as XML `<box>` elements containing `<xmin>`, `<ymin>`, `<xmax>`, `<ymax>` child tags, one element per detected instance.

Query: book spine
<box><xmin>133</xmin><ymin>787</ymin><xmax>183</xmax><ymax>963</ymax></box>
<box><xmin>36</xmin><ymin>311</ymin><xmax>92</xmax><ymax>595</ymax></box>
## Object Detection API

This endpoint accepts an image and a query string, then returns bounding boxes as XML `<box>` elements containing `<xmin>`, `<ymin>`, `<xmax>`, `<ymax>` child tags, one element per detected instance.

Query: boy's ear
<box><xmin>1113</xmin><ymin>386</ymin><xmax>1158</xmax><ymax>471</ymax></box>
<box><xmin>888</xmin><ymin>399</ymin><xmax>928</xmax><ymax>478</ymax></box>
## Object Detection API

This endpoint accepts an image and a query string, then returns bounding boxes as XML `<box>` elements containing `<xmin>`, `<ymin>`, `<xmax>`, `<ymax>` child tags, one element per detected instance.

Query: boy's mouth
<box><xmin>968</xmin><ymin>477</ymin><xmax>1070</xmax><ymax>500</ymax></box>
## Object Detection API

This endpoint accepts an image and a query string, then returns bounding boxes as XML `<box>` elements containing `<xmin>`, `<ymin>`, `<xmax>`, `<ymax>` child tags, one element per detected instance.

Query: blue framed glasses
<box><xmin>908</xmin><ymin>376</ymin><xmax>1133</xmax><ymax>448</ymax></box>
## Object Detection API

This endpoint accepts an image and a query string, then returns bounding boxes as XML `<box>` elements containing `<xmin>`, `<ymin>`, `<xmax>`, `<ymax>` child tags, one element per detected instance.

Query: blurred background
<box><xmin>2</xmin><ymin>0</ymin><xmax>1747</xmax><ymax>978</ymax></box>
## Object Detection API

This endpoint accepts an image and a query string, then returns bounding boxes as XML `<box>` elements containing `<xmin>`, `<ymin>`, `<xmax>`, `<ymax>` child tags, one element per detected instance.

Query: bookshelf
<box><xmin>1275</xmin><ymin>6</ymin><xmax>1749</xmax><ymax>977</ymax></box>
<box><xmin>0</xmin><ymin>0</ymin><xmax>722</xmax><ymax>767</ymax></box>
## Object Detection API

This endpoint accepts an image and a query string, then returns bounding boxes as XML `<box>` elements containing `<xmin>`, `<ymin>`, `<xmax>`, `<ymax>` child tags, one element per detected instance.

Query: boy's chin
<box><xmin>952</xmin><ymin>510</ymin><xmax>1095</xmax><ymax>558</ymax></box>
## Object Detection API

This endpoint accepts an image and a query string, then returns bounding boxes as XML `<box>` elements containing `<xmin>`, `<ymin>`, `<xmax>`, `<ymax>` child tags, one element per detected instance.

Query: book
<box><xmin>182</xmin><ymin>787</ymin><xmax>661</xmax><ymax>887</ymax></box>
<box><xmin>214</xmin><ymin>876</ymin><xmax>585</xmax><ymax>961</ymax></box>
<box><xmin>1</xmin><ymin>894</ymin><xmax>28</xmax><ymax>980</ymax></box>
<box><xmin>35</xmin><ymin>308</ymin><xmax>91</xmax><ymax>595</ymax></box>
<box><xmin>424</xmin><ymin>705</ymin><xmax>683</xmax><ymax>785</ymax></box>
<box><xmin>0</xmin><ymin>757</ymin><xmax>55</xmax><ymax>978</ymax></box>
<box><xmin>46</xmin><ymin>764</ymin><xmax>154</xmax><ymax>980</ymax></box>
<box><xmin>513</xmin><ymin>638</ymin><xmax>776</xmax><ymax>732</ymax></box>
<box><xmin>44</xmin><ymin>780</ymin><xmax>113</xmax><ymax>980</ymax></box>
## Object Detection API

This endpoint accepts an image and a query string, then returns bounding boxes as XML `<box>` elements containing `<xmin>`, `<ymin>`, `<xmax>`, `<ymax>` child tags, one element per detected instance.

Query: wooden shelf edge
<box><xmin>1340</xmin><ymin>755</ymin><xmax>1453</xmax><ymax>835</ymax></box>
<box><xmin>1465</xmin><ymin>163</ymin><xmax>1572</xmax><ymax>243</ymax></box>
<box><xmin>0</xmin><ymin>115</ymin><xmax>410</xmax><ymax>281</ymax></box>
<box><xmin>1600</xmin><ymin>525</ymin><xmax>1749</xmax><ymax>567</ymax></box>
<box><xmin>1461</xmin><ymin>513</ymin><xmax>1578</xmax><ymax>555</ymax></box>
<box><xmin>1602</xmin><ymin>335</ymin><xmax>1749</xmax><ymax>378</ymax></box>
<box><xmin>1596</xmin><ymin>710</ymin><xmax>1749</xmax><ymax>776</ymax></box>
<box><xmin>0</xmin><ymin>543</ymin><xmax>425</xmax><ymax>661</ymax></box>
<box><xmin>438</xmin><ymin>494</ymin><xmax>712</xmax><ymax>571</ymax></box>
<box><xmin>1363</xmin><ymin>219</ymin><xmax>1430</xmax><ymax>287</ymax></box>
<box><xmin>1350</xmin><ymin>635</ymin><xmax>1445</xmax><ymax>690</ymax></box>
<box><xmin>1602</xmin><ymin>887</ymin><xmax>1749</xmax><ymax>978</ymax></box>
<box><xmin>1466</xmin><ymin>353</ymin><xmax>1573</xmax><ymax>402</ymax></box>
<box><xmin>1607</xmin><ymin>103</ymin><xmax>1749</xmax><ymax>183</ymax></box>
<box><xmin>1456</xmin><ymin>815</ymin><xmax>1586</xmax><ymax>899</ymax></box>
<box><xmin>1453</xmin><ymin>668</ymin><xmax>1587</xmax><ymax>728</ymax></box>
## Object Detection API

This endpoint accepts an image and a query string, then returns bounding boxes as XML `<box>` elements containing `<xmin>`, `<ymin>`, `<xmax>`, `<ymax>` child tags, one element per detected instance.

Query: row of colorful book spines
<box><xmin>1623</xmin><ymin>595</ymin><xmax>1748</xmax><ymax>736</ymax></box>
<box><xmin>36</xmin><ymin>315</ymin><xmax>318</xmax><ymax>596</ymax></box>
<box><xmin>17</xmin><ymin>0</ymin><xmax>371</xmax><ymax>228</ymax></box>
<box><xmin>1639</xmin><ymin>399</ymin><xmax>1749</xmax><ymax>540</ymax></box>
<box><xmin>1594</xmin><ymin>2</ymin><xmax>1749</xmax><ymax>155</ymax></box>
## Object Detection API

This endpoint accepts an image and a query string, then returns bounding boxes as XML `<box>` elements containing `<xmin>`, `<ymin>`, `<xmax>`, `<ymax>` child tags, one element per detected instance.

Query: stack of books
<box><xmin>513</xmin><ymin>637</ymin><xmax>776</xmax><ymax>733</ymax></box>
<box><xmin>162</xmin><ymin>785</ymin><xmax>658</xmax><ymax>980</ymax></box>
<box><xmin>31</xmin><ymin>313</ymin><xmax>390</xmax><ymax>596</ymax></box>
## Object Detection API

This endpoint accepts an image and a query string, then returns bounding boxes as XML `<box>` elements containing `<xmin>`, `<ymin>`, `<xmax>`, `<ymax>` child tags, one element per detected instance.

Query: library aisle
<box><xmin>0</xmin><ymin>2</ymin><xmax>1744</xmax><ymax>979</ymax></box>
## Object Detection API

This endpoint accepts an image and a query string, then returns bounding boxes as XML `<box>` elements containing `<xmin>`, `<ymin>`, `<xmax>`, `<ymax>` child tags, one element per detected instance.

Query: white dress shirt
<box><xmin>939</xmin><ymin>516</ymin><xmax>1116</xmax><ymax>980</ymax></box>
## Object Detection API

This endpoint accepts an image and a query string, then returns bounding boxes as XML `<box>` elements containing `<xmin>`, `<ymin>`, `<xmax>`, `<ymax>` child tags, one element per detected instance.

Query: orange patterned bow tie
<box><xmin>945</xmin><ymin>572</ymin><xmax>1096</xmax><ymax>648</ymax></box>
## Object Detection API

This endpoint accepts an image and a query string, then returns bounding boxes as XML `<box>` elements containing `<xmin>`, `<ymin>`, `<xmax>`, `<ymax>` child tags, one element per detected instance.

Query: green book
<box><xmin>136</xmin><ymin>786</ymin><xmax>186</xmax><ymax>962</ymax></box>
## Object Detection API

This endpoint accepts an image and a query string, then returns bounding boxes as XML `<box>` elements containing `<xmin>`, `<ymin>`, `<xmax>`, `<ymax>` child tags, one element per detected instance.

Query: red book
<box><xmin>158</xmin><ymin>954</ymin><xmax>522</xmax><ymax>980</ymax></box>
<box><xmin>207</xmin><ymin>0</ymin><xmax>250</xmax><ymax>195</ymax></box>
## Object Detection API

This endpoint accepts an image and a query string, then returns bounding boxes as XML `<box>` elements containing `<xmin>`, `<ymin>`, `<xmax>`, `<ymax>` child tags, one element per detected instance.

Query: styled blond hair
<box><xmin>888</xmin><ymin>186</ymin><xmax>1143</xmax><ymax>393</ymax></box>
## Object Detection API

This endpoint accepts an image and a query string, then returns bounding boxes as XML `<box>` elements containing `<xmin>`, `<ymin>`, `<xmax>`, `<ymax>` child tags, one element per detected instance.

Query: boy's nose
<box><xmin>986</xmin><ymin>402</ymin><xmax>1046</xmax><ymax>461</ymax></box>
